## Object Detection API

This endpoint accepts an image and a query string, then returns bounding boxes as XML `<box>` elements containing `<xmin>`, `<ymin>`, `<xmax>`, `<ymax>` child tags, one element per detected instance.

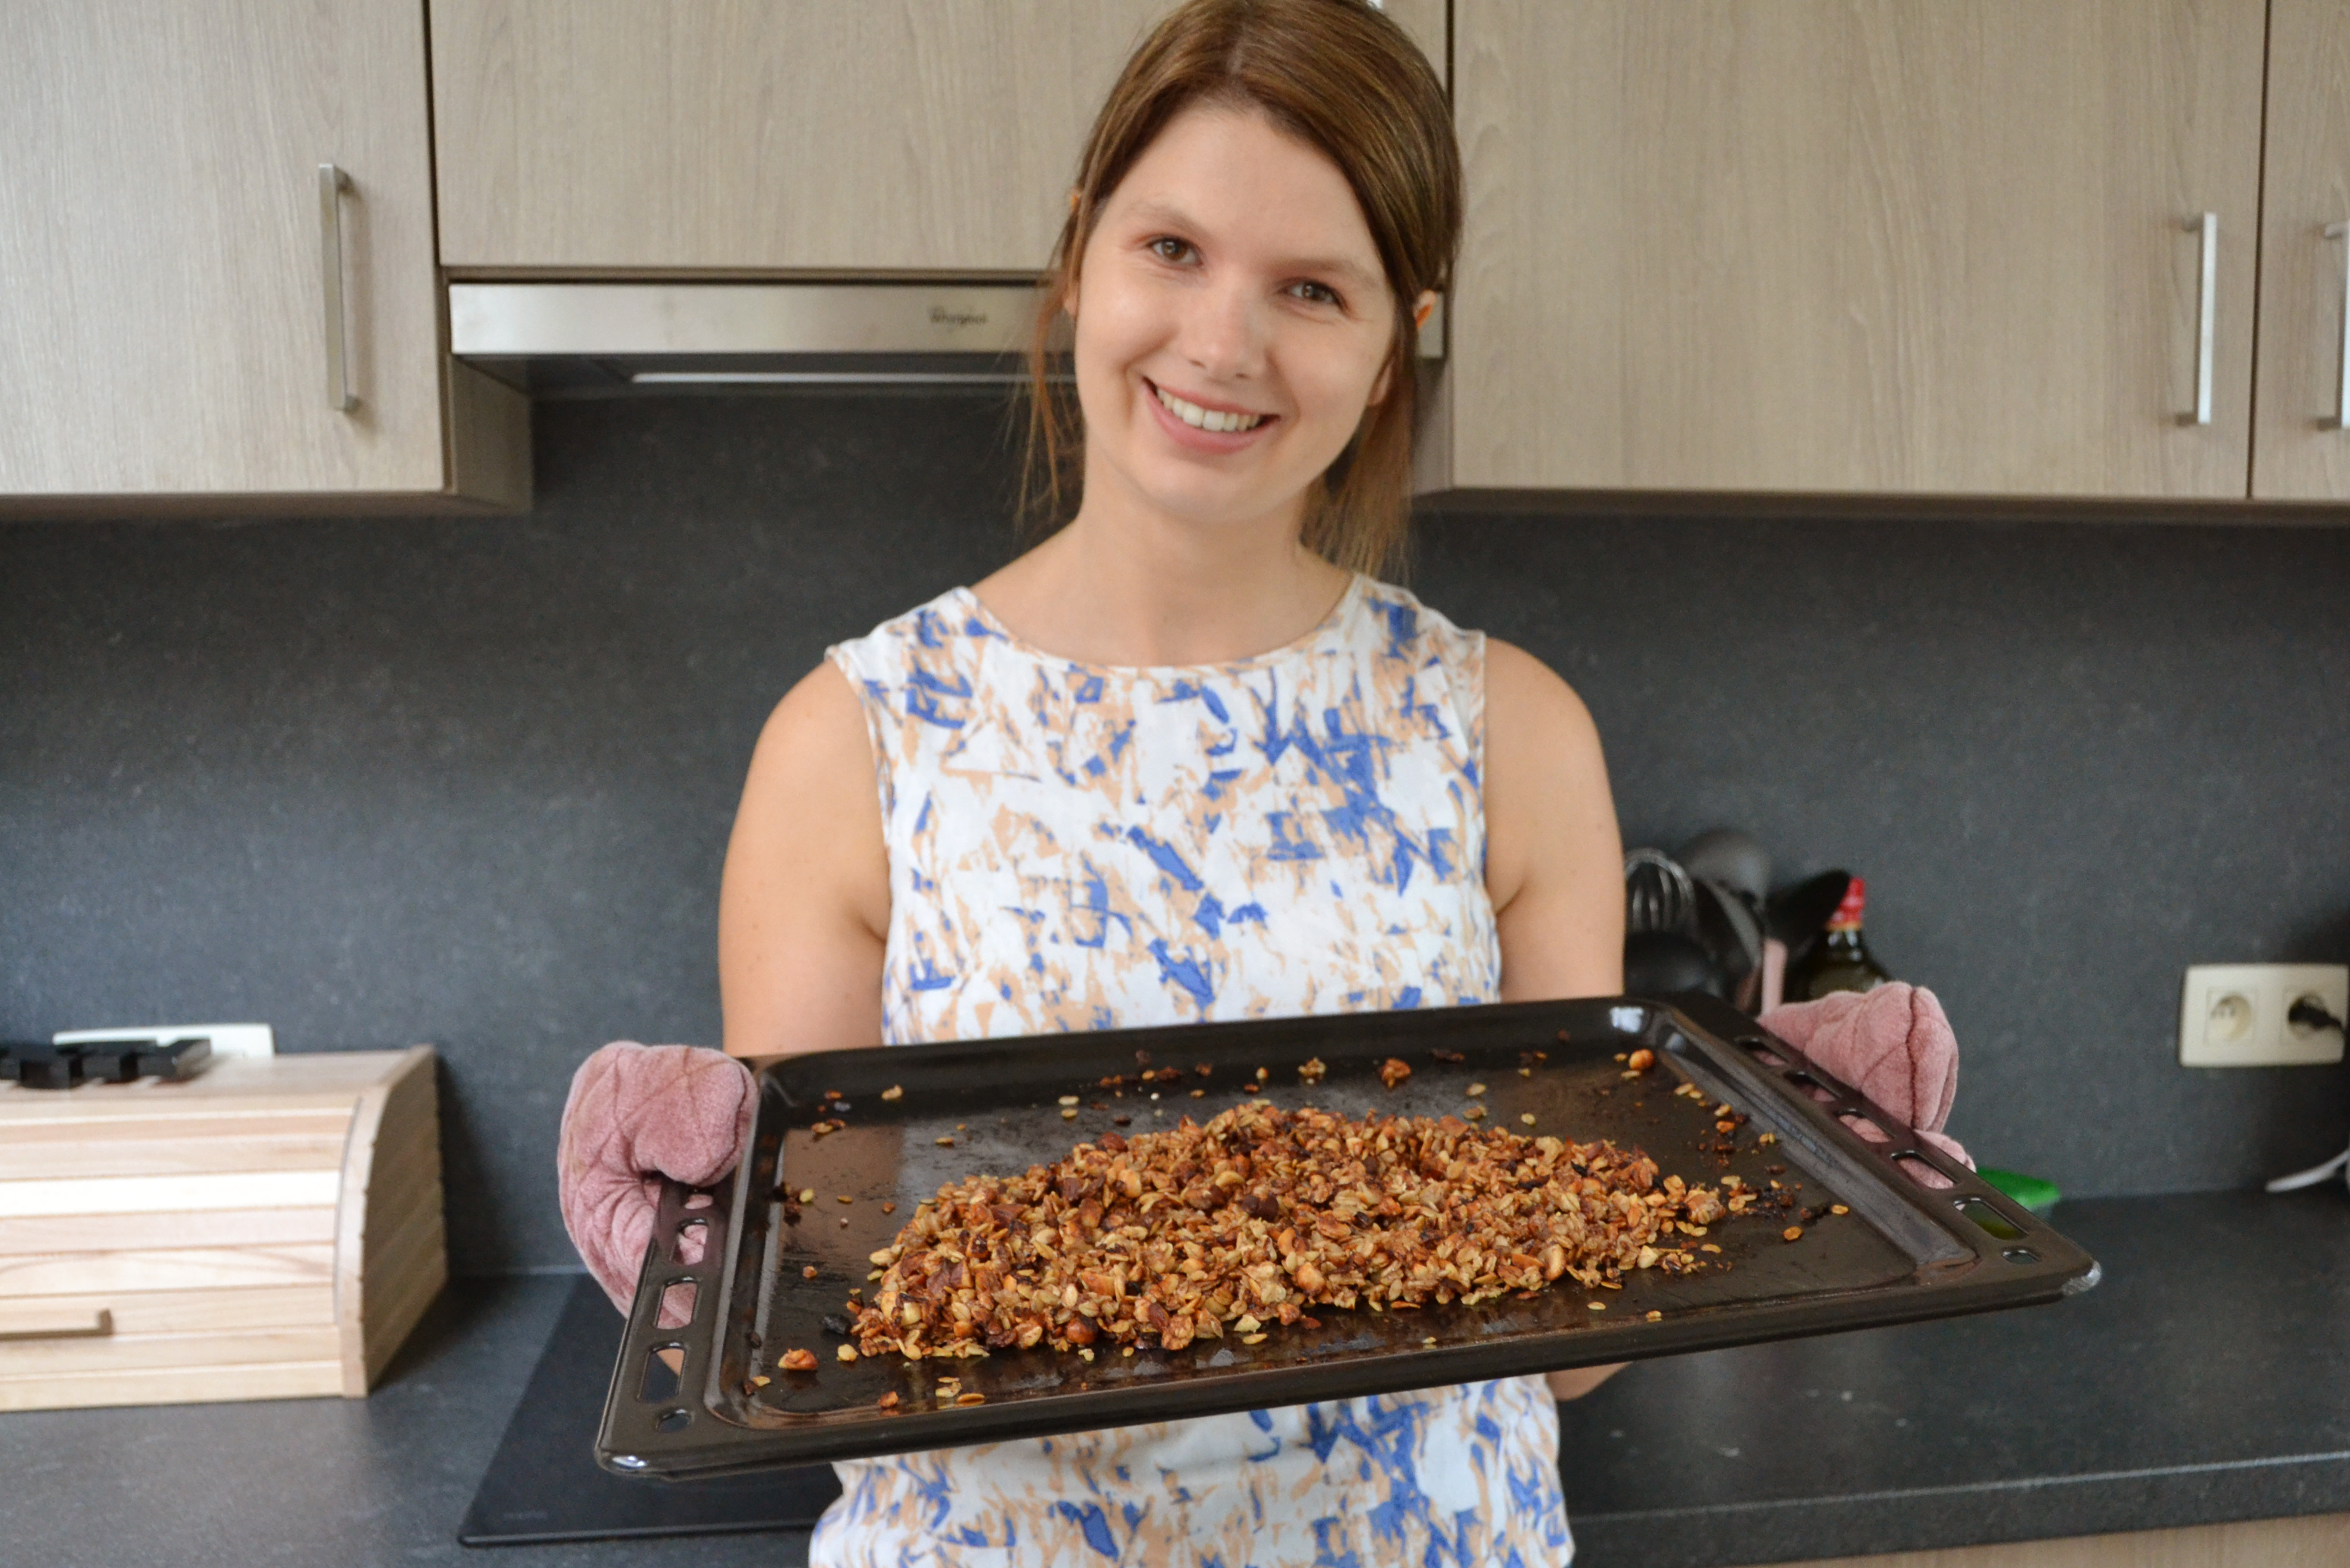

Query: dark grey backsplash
<box><xmin>4</xmin><ymin>396</ymin><xmax>2345</xmax><ymax>1273</ymax></box>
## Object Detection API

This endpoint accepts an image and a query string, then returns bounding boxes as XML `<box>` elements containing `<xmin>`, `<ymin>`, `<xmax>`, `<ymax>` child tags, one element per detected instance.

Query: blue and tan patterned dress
<box><xmin>813</xmin><ymin>574</ymin><xmax>1574</xmax><ymax>1567</ymax></box>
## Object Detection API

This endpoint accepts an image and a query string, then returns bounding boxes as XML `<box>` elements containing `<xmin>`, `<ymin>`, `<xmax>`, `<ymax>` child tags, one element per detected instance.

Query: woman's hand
<box><xmin>1759</xmin><ymin>982</ymin><xmax>1972</xmax><ymax>1172</ymax></box>
<box><xmin>558</xmin><ymin>1041</ymin><xmax>756</xmax><ymax>1314</ymax></box>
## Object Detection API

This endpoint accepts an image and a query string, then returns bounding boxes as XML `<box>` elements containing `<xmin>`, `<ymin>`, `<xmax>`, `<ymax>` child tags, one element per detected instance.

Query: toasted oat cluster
<box><xmin>851</xmin><ymin>1100</ymin><xmax>1734</xmax><ymax>1361</ymax></box>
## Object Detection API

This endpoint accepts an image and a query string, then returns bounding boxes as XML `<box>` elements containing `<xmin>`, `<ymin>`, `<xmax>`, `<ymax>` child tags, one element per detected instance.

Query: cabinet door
<box><xmin>434</xmin><ymin>1</ymin><xmax>1176</xmax><ymax>274</ymax></box>
<box><xmin>0</xmin><ymin>1</ymin><xmax>455</xmax><ymax>496</ymax></box>
<box><xmin>1443</xmin><ymin>1</ymin><xmax>2265</xmax><ymax>498</ymax></box>
<box><xmin>2252</xmin><ymin>0</ymin><xmax>2350</xmax><ymax>500</ymax></box>
<box><xmin>432</xmin><ymin>1</ymin><xmax>1447</xmax><ymax>276</ymax></box>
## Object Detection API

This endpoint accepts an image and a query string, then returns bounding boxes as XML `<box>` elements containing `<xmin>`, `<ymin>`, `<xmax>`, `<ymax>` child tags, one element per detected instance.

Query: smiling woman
<box><xmin>569</xmin><ymin>1</ymin><xmax>1623</xmax><ymax>1563</ymax></box>
<box><xmin>1023</xmin><ymin>0</ymin><xmax>1460</xmax><ymax>580</ymax></box>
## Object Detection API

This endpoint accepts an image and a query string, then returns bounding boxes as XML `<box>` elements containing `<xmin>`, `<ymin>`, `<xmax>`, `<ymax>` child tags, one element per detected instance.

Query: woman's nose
<box><xmin>1177</xmin><ymin>279</ymin><xmax>1267</xmax><ymax>381</ymax></box>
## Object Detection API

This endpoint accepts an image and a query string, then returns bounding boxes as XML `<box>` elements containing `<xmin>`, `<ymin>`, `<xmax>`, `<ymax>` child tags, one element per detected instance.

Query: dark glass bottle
<box><xmin>1786</xmin><ymin>876</ymin><xmax>1893</xmax><ymax>1000</ymax></box>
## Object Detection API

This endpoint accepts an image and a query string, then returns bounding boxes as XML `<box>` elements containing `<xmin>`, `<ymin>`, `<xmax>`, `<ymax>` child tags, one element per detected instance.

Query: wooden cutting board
<box><xmin>0</xmin><ymin>1047</ymin><xmax>444</xmax><ymax>1411</ymax></box>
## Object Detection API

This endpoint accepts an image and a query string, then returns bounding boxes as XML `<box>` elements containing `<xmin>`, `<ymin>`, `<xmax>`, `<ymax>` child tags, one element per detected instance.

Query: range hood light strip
<box><xmin>629</xmin><ymin>370</ymin><xmax>1069</xmax><ymax>386</ymax></box>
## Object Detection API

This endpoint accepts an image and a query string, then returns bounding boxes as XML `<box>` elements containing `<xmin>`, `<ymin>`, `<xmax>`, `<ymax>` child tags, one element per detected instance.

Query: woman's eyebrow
<box><xmin>1121</xmin><ymin>199</ymin><xmax>1382</xmax><ymax>291</ymax></box>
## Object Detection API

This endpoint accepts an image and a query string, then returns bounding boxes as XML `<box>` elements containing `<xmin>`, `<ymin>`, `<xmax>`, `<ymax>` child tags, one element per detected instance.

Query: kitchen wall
<box><xmin>4</xmin><ymin>394</ymin><xmax>2345</xmax><ymax>1274</ymax></box>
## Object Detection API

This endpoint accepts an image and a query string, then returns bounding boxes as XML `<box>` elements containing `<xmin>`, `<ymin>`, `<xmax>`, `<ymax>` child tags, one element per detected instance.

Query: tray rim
<box><xmin>596</xmin><ymin>994</ymin><xmax>2099</xmax><ymax>1479</ymax></box>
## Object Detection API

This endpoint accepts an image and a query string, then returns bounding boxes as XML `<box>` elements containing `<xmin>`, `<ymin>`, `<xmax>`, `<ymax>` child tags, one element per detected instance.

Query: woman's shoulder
<box><xmin>1351</xmin><ymin>577</ymin><xmax>1484</xmax><ymax>670</ymax></box>
<box><xmin>825</xmin><ymin>586</ymin><xmax>996</xmax><ymax>682</ymax></box>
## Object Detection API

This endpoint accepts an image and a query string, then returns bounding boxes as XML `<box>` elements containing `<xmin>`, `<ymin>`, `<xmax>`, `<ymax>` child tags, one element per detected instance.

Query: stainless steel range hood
<box><xmin>447</xmin><ymin>281</ymin><xmax>1441</xmax><ymax>396</ymax></box>
<box><xmin>449</xmin><ymin>282</ymin><xmax>1061</xmax><ymax>396</ymax></box>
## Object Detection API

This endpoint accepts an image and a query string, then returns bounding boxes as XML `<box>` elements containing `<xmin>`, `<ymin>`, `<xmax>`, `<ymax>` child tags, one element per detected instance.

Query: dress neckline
<box><xmin>949</xmin><ymin>575</ymin><xmax>1366</xmax><ymax>676</ymax></box>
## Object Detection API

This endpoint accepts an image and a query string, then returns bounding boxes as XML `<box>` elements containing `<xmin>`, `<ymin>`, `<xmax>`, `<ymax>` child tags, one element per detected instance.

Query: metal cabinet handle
<box><xmin>0</xmin><ymin>1309</ymin><xmax>113</xmax><ymax>1343</ymax></box>
<box><xmin>2185</xmin><ymin>213</ymin><xmax>2217</xmax><ymax>426</ymax></box>
<box><xmin>318</xmin><ymin>163</ymin><xmax>356</xmax><ymax>413</ymax></box>
<box><xmin>2326</xmin><ymin>223</ymin><xmax>2350</xmax><ymax>431</ymax></box>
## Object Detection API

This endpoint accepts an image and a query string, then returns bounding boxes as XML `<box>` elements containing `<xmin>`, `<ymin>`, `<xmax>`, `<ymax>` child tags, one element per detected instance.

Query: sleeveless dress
<box><xmin>813</xmin><ymin>575</ymin><xmax>1574</xmax><ymax>1568</ymax></box>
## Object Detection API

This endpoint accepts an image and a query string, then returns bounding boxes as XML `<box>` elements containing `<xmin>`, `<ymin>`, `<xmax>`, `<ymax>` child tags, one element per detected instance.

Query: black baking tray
<box><xmin>597</xmin><ymin>994</ymin><xmax>2099</xmax><ymax>1479</ymax></box>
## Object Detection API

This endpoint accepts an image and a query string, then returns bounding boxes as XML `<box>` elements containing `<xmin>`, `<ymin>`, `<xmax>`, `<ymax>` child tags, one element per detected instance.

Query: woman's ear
<box><xmin>1412</xmin><ymin>290</ymin><xmax>1437</xmax><ymax>331</ymax></box>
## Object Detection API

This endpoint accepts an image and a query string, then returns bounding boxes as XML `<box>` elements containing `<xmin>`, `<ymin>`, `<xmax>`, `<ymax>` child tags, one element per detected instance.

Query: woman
<box><xmin>560</xmin><ymin>2</ymin><xmax>1969</xmax><ymax>1562</ymax></box>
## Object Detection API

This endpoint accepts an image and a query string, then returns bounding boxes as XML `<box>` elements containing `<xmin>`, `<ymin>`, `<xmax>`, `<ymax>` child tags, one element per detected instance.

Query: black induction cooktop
<box><xmin>459</xmin><ymin>1276</ymin><xmax>839</xmax><ymax>1547</ymax></box>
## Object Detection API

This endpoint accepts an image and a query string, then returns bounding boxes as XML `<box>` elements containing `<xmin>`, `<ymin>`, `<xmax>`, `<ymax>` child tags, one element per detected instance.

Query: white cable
<box><xmin>2265</xmin><ymin>1143</ymin><xmax>2350</xmax><ymax>1193</ymax></box>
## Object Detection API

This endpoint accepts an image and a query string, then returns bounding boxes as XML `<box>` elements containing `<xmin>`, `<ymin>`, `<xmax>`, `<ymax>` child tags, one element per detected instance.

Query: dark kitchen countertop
<box><xmin>2</xmin><ymin>1189</ymin><xmax>2343</xmax><ymax>1568</ymax></box>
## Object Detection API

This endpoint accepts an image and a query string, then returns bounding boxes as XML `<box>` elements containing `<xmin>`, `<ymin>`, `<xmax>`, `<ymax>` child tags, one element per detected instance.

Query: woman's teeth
<box><xmin>1154</xmin><ymin>384</ymin><xmax>1266</xmax><ymax>434</ymax></box>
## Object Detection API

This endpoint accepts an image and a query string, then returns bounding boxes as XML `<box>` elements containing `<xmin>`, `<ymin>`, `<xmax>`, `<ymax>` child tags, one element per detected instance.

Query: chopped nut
<box><xmin>1255</xmin><ymin>1067</ymin><xmax>1269</xmax><ymax>1082</ymax></box>
<box><xmin>1518</xmin><ymin>1067</ymin><xmax>1533</xmax><ymax>1078</ymax></box>
<box><xmin>1782</xmin><ymin>1226</ymin><xmax>1804</xmax><ymax>1243</ymax></box>
<box><xmin>1297</xmin><ymin>1057</ymin><xmax>1329</xmax><ymax>1084</ymax></box>
<box><xmin>779</xmin><ymin>1348</ymin><xmax>819</xmax><ymax>1372</ymax></box>
<box><xmin>1465</xmin><ymin>1082</ymin><xmax>1487</xmax><ymax>1097</ymax></box>
<box><xmin>1830</xmin><ymin>1204</ymin><xmax>1850</xmax><ymax>1216</ymax></box>
<box><xmin>1520</xmin><ymin>1113</ymin><xmax>1537</xmax><ymax>1126</ymax></box>
<box><xmin>837</xmin><ymin>1345</ymin><xmax>860</xmax><ymax>1363</ymax></box>
<box><xmin>1190</xmin><ymin>1088</ymin><xmax>1206</xmax><ymax>1099</ymax></box>
<box><xmin>935</xmin><ymin>1136</ymin><xmax>957</xmax><ymax>1147</ymax></box>
<box><xmin>1627</xmin><ymin>1050</ymin><xmax>1655</xmax><ymax>1072</ymax></box>
<box><xmin>1614</xmin><ymin>1052</ymin><xmax>1628</xmax><ymax>1063</ymax></box>
<box><xmin>877</xmin><ymin>1390</ymin><xmax>900</xmax><ymax>1409</ymax></box>
<box><xmin>882</xmin><ymin>1202</ymin><xmax>897</xmax><ymax>1214</ymax></box>
<box><xmin>1061</xmin><ymin>1107</ymin><xmax>1079</xmax><ymax>1121</ymax></box>
<box><xmin>1241</xmin><ymin>1333</ymin><xmax>1268</xmax><ymax>1345</ymax></box>
<box><xmin>1465</xmin><ymin>1105</ymin><xmax>1487</xmax><ymax>1121</ymax></box>
<box><xmin>1080</xmin><ymin>1348</ymin><xmax>1095</xmax><ymax>1361</ymax></box>
<box><xmin>838</xmin><ymin>1194</ymin><xmax>854</xmax><ymax>1204</ymax></box>
<box><xmin>1423</xmin><ymin>1336</ymin><xmax>1438</xmax><ymax>1346</ymax></box>
<box><xmin>1701</xmin><ymin>1243</ymin><xmax>1721</xmax><ymax>1254</ymax></box>
<box><xmin>1588</xmin><ymin>1301</ymin><xmax>1606</xmax><ymax>1311</ymax></box>
<box><xmin>957</xmin><ymin>1392</ymin><xmax>986</xmax><ymax>1405</ymax></box>
<box><xmin>1059</xmin><ymin>1095</ymin><xmax>1080</xmax><ymax>1107</ymax></box>
<box><xmin>1646</xmin><ymin>1309</ymin><xmax>1664</xmax><ymax>1321</ymax></box>
<box><xmin>751</xmin><ymin>1374</ymin><xmax>771</xmax><ymax>1387</ymax></box>
<box><xmin>799</xmin><ymin>1189</ymin><xmax>816</xmax><ymax>1204</ymax></box>
<box><xmin>1378</xmin><ymin>1058</ymin><xmax>1412</xmax><ymax>1089</ymax></box>
<box><xmin>801</xmin><ymin>1265</ymin><xmax>819</xmax><ymax>1280</ymax></box>
<box><xmin>881</xmin><ymin>1085</ymin><xmax>904</xmax><ymax>1102</ymax></box>
<box><xmin>845</xmin><ymin>1101</ymin><xmax>1742</xmax><ymax>1364</ymax></box>
<box><xmin>1757</xmin><ymin>1132</ymin><xmax>1778</xmax><ymax>1146</ymax></box>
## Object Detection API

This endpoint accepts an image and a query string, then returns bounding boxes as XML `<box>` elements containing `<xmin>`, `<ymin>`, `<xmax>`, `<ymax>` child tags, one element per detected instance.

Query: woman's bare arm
<box><xmin>717</xmin><ymin>662</ymin><xmax>893</xmax><ymax>1059</ymax></box>
<box><xmin>1481</xmin><ymin>637</ymin><xmax>1630</xmax><ymax>1401</ymax></box>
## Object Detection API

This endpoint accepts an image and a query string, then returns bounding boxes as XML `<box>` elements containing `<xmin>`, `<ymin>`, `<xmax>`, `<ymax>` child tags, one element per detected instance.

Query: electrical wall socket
<box><xmin>2178</xmin><ymin>965</ymin><xmax>2348</xmax><ymax>1067</ymax></box>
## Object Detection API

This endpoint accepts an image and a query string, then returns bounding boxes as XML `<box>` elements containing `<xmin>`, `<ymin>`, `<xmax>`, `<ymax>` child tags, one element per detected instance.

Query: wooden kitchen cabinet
<box><xmin>0</xmin><ymin>1</ymin><xmax>526</xmax><ymax>507</ymax></box>
<box><xmin>2252</xmin><ymin>0</ymin><xmax>2350</xmax><ymax>500</ymax></box>
<box><xmin>430</xmin><ymin>0</ymin><xmax>1447</xmax><ymax>276</ymax></box>
<box><xmin>1428</xmin><ymin>0</ymin><xmax>2268</xmax><ymax>500</ymax></box>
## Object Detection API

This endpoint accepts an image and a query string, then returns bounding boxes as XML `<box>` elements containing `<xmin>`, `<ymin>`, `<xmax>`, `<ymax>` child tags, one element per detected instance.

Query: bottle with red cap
<box><xmin>1784</xmin><ymin>875</ymin><xmax>1893</xmax><ymax>1001</ymax></box>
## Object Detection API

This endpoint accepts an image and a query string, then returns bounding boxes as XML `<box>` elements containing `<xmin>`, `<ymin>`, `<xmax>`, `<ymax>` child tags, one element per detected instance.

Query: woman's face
<box><xmin>1068</xmin><ymin>103</ymin><xmax>1399</xmax><ymax>537</ymax></box>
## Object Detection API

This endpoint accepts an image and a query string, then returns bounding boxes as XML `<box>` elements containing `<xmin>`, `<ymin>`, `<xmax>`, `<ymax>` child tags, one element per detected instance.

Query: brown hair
<box><xmin>1022</xmin><ymin>0</ymin><xmax>1460</xmax><ymax>579</ymax></box>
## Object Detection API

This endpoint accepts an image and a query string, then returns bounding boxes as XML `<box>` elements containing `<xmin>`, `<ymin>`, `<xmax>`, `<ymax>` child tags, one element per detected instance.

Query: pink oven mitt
<box><xmin>1758</xmin><ymin>982</ymin><xmax>1973</xmax><ymax>1181</ymax></box>
<box><xmin>558</xmin><ymin>1041</ymin><xmax>756</xmax><ymax>1314</ymax></box>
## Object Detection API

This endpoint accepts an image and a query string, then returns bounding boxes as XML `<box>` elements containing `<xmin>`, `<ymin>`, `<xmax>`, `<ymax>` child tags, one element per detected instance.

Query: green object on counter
<box><xmin>1978</xmin><ymin>1167</ymin><xmax>2062</xmax><ymax>1214</ymax></box>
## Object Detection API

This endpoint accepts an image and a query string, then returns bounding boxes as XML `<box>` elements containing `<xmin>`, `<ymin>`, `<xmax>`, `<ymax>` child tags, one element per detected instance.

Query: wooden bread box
<box><xmin>0</xmin><ymin>1048</ymin><xmax>445</xmax><ymax>1412</ymax></box>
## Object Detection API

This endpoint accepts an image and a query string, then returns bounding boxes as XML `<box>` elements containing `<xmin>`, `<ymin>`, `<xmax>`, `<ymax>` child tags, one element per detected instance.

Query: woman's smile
<box><xmin>1143</xmin><ymin>376</ymin><xmax>1279</xmax><ymax>450</ymax></box>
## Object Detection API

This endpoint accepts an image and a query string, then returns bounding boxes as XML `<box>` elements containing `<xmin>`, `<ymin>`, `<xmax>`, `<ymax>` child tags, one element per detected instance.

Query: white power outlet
<box><xmin>2178</xmin><ymin>965</ymin><xmax>2348</xmax><ymax>1067</ymax></box>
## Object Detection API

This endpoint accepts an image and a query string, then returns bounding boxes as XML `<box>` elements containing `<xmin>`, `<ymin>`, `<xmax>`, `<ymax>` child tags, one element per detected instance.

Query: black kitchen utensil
<box><xmin>598</xmin><ymin>995</ymin><xmax>2097</xmax><ymax>1479</ymax></box>
<box><xmin>1623</xmin><ymin>929</ymin><xmax>1726</xmax><ymax>997</ymax></box>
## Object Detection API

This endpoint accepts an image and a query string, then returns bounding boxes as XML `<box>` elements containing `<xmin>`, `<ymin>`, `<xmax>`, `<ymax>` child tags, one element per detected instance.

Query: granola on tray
<box><xmin>851</xmin><ymin>1100</ymin><xmax>1733</xmax><ymax>1361</ymax></box>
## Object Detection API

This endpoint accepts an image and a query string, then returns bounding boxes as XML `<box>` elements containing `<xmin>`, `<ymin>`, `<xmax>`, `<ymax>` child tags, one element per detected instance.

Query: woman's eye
<box><xmin>1149</xmin><ymin>237</ymin><xmax>1197</xmax><ymax>265</ymax></box>
<box><xmin>1289</xmin><ymin>280</ymin><xmax>1342</xmax><ymax>307</ymax></box>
